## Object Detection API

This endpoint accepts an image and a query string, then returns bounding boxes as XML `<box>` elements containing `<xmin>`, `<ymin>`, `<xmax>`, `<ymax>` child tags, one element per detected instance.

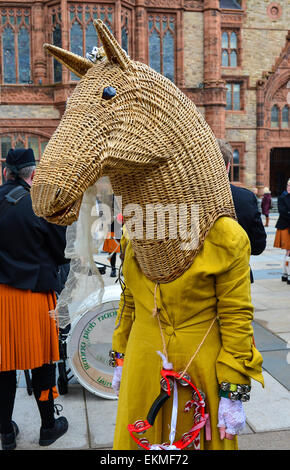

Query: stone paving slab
<box><xmin>239</xmin><ymin>430</ymin><xmax>290</xmax><ymax>450</ymax></box>
<box><xmin>85</xmin><ymin>389</ymin><xmax>118</xmax><ymax>449</ymax></box>
<box><xmin>13</xmin><ymin>384</ymin><xmax>89</xmax><ymax>450</ymax></box>
<box><xmin>260</xmin><ymin>350</ymin><xmax>290</xmax><ymax>391</ymax></box>
<box><xmin>254</xmin><ymin>309</ymin><xmax>290</xmax><ymax>336</ymax></box>
<box><xmin>243</xmin><ymin>371</ymin><xmax>290</xmax><ymax>433</ymax></box>
<box><xmin>253</xmin><ymin>321</ymin><xmax>288</xmax><ymax>351</ymax></box>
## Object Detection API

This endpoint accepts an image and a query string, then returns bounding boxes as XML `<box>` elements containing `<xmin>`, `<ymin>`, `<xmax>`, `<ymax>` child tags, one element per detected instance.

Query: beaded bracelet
<box><xmin>109</xmin><ymin>349</ymin><xmax>125</xmax><ymax>367</ymax></box>
<box><xmin>219</xmin><ymin>382</ymin><xmax>251</xmax><ymax>402</ymax></box>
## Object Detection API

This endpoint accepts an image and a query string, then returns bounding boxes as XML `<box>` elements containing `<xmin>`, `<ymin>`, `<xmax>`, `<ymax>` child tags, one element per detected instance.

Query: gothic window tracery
<box><xmin>228</xmin><ymin>143</ymin><xmax>245</xmax><ymax>183</ymax></box>
<box><xmin>50</xmin><ymin>7</ymin><xmax>62</xmax><ymax>83</ymax></box>
<box><xmin>69</xmin><ymin>4</ymin><xmax>114</xmax><ymax>81</ymax></box>
<box><xmin>271</xmin><ymin>104</ymin><xmax>279</xmax><ymax>127</ymax></box>
<box><xmin>282</xmin><ymin>105</ymin><xmax>289</xmax><ymax>128</ymax></box>
<box><xmin>0</xmin><ymin>8</ymin><xmax>31</xmax><ymax>84</ymax></box>
<box><xmin>222</xmin><ymin>30</ymin><xmax>238</xmax><ymax>68</ymax></box>
<box><xmin>270</xmin><ymin>104</ymin><xmax>290</xmax><ymax>128</ymax></box>
<box><xmin>121</xmin><ymin>8</ymin><xmax>131</xmax><ymax>54</ymax></box>
<box><xmin>148</xmin><ymin>14</ymin><xmax>176</xmax><ymax>83</ymax></box>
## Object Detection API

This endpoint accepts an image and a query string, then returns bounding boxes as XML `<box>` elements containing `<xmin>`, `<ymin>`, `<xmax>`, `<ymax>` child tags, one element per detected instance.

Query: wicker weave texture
<box><xmin>31</xmin><ymin>20</ymin><xmax>236</xmax><ymax>283</ymax></box>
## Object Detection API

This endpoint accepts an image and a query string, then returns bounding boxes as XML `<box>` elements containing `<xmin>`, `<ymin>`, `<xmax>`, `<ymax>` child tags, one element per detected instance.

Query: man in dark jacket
<box><xmin>217</xmin><ymin>140</ymin><xmax>267</xmax><ymax>282</ymax></box>
<box><xmin>0</xmin><ymin>148</ymin><xmax>69</xmax><ymax>450</ymax></box>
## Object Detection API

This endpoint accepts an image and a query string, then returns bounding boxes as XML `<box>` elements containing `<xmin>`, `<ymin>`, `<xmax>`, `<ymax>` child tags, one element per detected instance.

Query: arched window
<box><xmin>271</xmin><ymin>105</ymin><xmax>279</xmax><ymax>127</ymax></box>
<box><xmin>1</xmin><ymin>9</ymin><xmax>31</xmax><ymax>84</ymax></box>
<box><xmin>227</xmin><ymin>144</ymin><xmax>244</xmax><ymax>183</ymax></box>
<box><xmin>222</xmin><ymin>50</ymin><xmax>229</xmax><ymax>67</ymax></box>
<box><xmin>222</xmin><ymin>32</ymin><xmax>228</xmax><ymax>48</ymax></box>
<box><xmin>148</xmin><ymin>14</ymin><xmax>176</xmax><ymax>82</ymax></box>
<box><xmin>230</xmin><ymin>32</ymin><xmax>237</xmax><ymax>49</ymax></box>
<box><xmin>230</xmin><ymin>50</ymin><xmax>237</xmax><ymax>67</ymax></box>
<box><xmin>221</xmin><ymin>30</ymin><xmax>239</xmax><ymax>68</ymax></box>
<box><xmin>282</xmin><ymin>106</ymin><xmax>289</xmax><ymax>128</ymax></box>
<box><xmin>69</xmin><ymin>4</ymin><xmax>115</xmax><ymax>81</ymax></box>
<box><xmin>51</xmin><ymin>8</ymin><xmax>62</xmax><ymax>83</ymax></box>
<box><xmin>121</xmin><ymin>8</ymin><xmax>131</xmax><ymax>54</ymax></box>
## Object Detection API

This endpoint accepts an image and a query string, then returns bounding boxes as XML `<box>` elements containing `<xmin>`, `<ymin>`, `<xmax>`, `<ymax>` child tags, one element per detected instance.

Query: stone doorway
<box><xmin>270</xmin><ymin>147</ymin><xmax>290</xmax><ymax>197</ymax></box>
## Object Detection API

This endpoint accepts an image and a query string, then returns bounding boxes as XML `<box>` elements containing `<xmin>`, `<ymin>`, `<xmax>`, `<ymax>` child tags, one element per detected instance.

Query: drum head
<box><xmin>67</xmin><ymin>284</ymin><xmax>121</xmax><ymax>399</ymax></box>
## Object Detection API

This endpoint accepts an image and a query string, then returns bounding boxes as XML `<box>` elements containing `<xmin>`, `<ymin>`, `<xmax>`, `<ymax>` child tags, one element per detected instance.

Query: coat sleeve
<box><xmin>278</xmin><ymin>195</ymin><xmax>290</xmax><ymax>223</ymax></box>
<box><xmin>38</xmin><ymin>219</ymin><xmax>68</xmax><ymax>266</ymax></box>
<box><xmin>112</xmin><ymin>232</ymin><xmax>135</xmax><ymax>354</ymax></box>
<box><xmin>215</xmin><ymin>228</ymin><xmax>264</xmax><ymax>387</ymax></box>
<box><xmin>247</xmin><ymin>193</ymin><xmax>267</xmax><ymax>256</ymax></box>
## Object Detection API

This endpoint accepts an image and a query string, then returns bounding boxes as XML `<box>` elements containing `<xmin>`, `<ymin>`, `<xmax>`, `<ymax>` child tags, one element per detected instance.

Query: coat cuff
<box><xmin>216</xmin><ymin>345</ymin><xmax>264</xmax><ymax>387</ymax></box>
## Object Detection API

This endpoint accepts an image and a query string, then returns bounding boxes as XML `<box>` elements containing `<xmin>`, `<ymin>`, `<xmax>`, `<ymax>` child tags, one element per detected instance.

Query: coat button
<box><xmin>165</xmin><ymin>326</ymin><xmax>174</xmax><ymax>336</ymax></box>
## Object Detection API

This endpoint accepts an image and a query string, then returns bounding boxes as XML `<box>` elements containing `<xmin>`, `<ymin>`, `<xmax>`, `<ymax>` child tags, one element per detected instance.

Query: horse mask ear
<box><xmin>93</xmin><ymin>19</ymin><xmax>131</xmax><ymax>70</ymax></box>
<box><xmin>43</xmin><ymin>43</ymin><xmax>94</xmax><ymax>78</ymax></box>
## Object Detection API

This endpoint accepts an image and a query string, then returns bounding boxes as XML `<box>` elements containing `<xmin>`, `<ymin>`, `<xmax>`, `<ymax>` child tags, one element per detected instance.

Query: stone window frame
<box><xmin>224</xmin><ymin>76</ymin><xmax>248</xmax><ymax>113</ymax></box>
<box><xmin>221</xmin><ymin>28</ymin><xmax>241</xmax><ymax>68</ymax></box>
<box><xmin>0</xmin><ymin>7</ymin><xmax>32</xmax><ymax>85</ymax></box>
<box><xmin>48</xmin><ymin>5</ymin><xmax>62</xmax><ymax>84</ymax></box>
<box><xmin>147</xmin><ymin>11</ymin><xmax>177</xmax><ymax>84</ymax></box>
<box><xmin>121</xmin><ymin>6</ymin><xmax>133</xmax><ymax>56</ymax></box>
<box><xmin>67</xmin><ymin>3</ymin><xmax>115</xmax><ymax>81</ymax></box>
<box><xmin>270</xmin><ymin>103</ymin><xmax>290</xmax><ymax>129</ymax></box>
<box><xmin>228</xmin><ymin>141</ymin><xmax>246</xmax><ymax>184</ymax></box>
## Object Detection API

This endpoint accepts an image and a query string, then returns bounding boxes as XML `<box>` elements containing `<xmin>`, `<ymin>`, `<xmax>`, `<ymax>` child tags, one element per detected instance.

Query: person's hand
<box><xmin>112</xmin><ymin>366</ymin><xmax>123</xmax><ymax>395</ymax></box>
<box><xmin>217</xmin><ymin>397</ymin><xmax>246</xmax><ymax>440</ymax></box>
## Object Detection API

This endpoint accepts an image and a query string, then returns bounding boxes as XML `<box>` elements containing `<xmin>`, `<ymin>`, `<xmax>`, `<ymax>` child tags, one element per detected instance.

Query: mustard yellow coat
<box><xmin>112</xmin><ymin>217</ymin><xmax>264</xmax><ymax>450</ymax></box>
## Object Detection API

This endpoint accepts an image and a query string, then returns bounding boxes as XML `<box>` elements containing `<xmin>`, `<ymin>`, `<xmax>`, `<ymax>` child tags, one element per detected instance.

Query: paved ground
<box><xmin>4</xmin><ymin>213</ymin><xmax>290</xmax><ymax>451</ymax></box>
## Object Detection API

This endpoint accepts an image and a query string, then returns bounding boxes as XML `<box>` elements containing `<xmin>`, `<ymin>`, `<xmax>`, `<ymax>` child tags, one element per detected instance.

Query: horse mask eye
<box><xmin>102</xmin><ymin>86</ymin><xmax>116</xmax><ymax>100</ymax></box>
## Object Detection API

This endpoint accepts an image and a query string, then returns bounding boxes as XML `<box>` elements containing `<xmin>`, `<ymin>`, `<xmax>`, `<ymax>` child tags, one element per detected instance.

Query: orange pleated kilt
<box><xmin>274</xmin><ymin>228</ymin><xmax>290</xmax><ymax>250</ymax></box>
<box><xmin>0</xmin><ymin>284</ymin><xmax>60</xmax><ymax>372</ymax></box>
<box><xmin>102</xmin><ymin>232</ymin><xmax>120</xmax><ymax>254</ymax></box>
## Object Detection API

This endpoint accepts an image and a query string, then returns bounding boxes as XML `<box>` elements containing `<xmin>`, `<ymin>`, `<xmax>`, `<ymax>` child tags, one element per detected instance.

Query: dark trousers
<box><xmin>0</xmin><ymin>363</ymin><xmax>56</xmax><ymax>434</ymax></box>
<box><xmin>110</xmin><ymin>252</ymin><xmax>116</xmax><ymax>269</ymax></box>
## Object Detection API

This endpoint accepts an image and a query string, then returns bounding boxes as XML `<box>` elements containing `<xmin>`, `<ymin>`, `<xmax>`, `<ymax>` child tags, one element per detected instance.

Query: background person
<box><xmin>274</xmin><ymin>179</ymin><xmax>290</xmax><ymax>283</ymax></box>
<box><xmin>0</xmin><ymin>148</ymin><xmax>69</xmax><ymax>450</ymax></box>
<box><xmin>102</xmin><ymin>197</ymin><xmax>123</xmax><ymax>278</ymax></box>
<box><xmin>261</xmin><ymin>187</ymin><xmax>272</xmax><ymax>227</ymax></box>
<box><xmin>217</xmin><ymin>139</ymin><xmax>267</xmax><ymax>283</ymax></box>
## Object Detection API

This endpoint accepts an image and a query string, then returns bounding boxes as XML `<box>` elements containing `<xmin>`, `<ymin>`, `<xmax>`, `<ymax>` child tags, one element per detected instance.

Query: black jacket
<box><xmin>231</xmin><ymin>184</ymin><xmax>267</xmax><ymax>283</ymax></box>
<box><xmin>275</xmin><ymin>193</ymin><xmax>290</xmax><ymax>230</ymax></box>
<box><xmin>231</xmin><ymin>184</ymin><xmax>266</xmax><ymax>256</ymax></box>
<box><xmin>0</xmin><ymin>179</ymin><xmax>68</xmax><ymax>293</ymax></box>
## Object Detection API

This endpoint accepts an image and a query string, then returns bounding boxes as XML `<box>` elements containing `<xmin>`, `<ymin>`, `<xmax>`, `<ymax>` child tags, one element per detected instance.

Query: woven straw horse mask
<box><xmin>31</xmin><ymin>20</ymin><xmax>235</xmax><ymax>283</ymax></box>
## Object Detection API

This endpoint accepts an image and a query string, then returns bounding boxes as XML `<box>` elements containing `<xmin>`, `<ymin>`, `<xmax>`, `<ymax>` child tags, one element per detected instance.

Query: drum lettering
<box><xmin>80</xmin><ymin>341</ymin><xmax>90</xmax><ymax>370</ymax></box>
<box><xmin>97</xmin><ymin>311</ymin><xmax>118</xmax><ymax>322</ymax></box>
<box><xmin>83</xmin><ymin>321</ymin><xmax>96</xmax><ymax>340</ymax></box>
<box><xmin>97</xmin><ymin>376</ymin><xmax>112</xmax><ymax>388</ymax></box>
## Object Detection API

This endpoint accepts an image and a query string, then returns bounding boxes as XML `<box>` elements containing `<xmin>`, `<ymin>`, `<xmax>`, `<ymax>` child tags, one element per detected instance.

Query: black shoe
<box><xmin>1</xmin><ymin>421</ymin><xmax>19</xmax><ymax>450</ymax></box>
<box><xmin>39</xmin><ymin>416</ymin><xmax>68</xmax><ymax>446</ymax></box>
<box><xmin>282</xmin><ymin>274</ymin><xmax>288</xmax><ymax>282</ymax></box>
<box><xmin>287</xmin><ymin>276</ymin><xmax>290</xmax><ymax>285</ymax></box>
<box><xmin>110</xmin><ymin>268</ymin><xmax>117</xmax><ymax>278</ymax></box>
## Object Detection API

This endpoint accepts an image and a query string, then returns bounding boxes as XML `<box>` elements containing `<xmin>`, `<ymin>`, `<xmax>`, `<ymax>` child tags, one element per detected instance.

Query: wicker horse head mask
<box><xmin>31</xmin><ymin>20</ymin><xmax>235</xmax><ymax>283</ymax></box>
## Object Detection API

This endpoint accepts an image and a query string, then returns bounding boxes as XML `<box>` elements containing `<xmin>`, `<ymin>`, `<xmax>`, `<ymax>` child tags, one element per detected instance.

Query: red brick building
<box><xmin>0</xmin><ymin>0</ymin><xmax>289</xmax><ymax>195</ymax></box>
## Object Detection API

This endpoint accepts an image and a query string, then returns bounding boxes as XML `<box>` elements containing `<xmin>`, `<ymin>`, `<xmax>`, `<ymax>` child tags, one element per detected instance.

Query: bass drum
<box><xmin>67</xmin><ymin>284</ymin><xmax>121</xmax><ymax>399</ymax></box>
